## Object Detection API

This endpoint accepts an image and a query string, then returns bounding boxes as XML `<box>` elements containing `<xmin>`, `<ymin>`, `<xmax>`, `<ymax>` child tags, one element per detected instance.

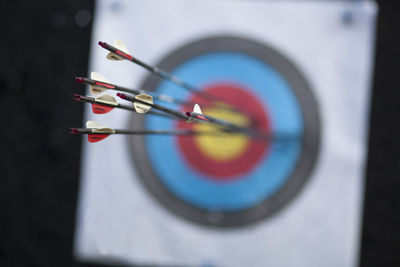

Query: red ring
<box><xmin>176</xmin><ymin>83</ymin><xmax>271</xmax><ymax>181</ymax></box>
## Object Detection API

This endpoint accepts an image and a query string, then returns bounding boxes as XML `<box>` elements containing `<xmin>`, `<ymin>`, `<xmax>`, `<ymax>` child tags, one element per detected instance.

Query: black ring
<box><xmin>128</xmin><ymin>35</ymin><xmax>321</xmax><ymax>227</ymax></box>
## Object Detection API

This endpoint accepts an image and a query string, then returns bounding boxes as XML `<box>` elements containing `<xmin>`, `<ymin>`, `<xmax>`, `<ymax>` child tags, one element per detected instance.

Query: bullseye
<box><xmin>193</xmin><ymin>107</ymin><xmax>250</xmax><ymax>162</ymax></box>
<box><xmin>177</xmin><ymin>83</ymin><xmax>270</xmax><ymax>179</ymax></box>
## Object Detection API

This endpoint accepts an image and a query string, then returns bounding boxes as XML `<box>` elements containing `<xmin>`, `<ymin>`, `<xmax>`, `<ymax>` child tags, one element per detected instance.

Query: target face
<box><xmin>129</xmin><ymin>36</ymin><xmax>320</xmax><ymax>227</ymax></box>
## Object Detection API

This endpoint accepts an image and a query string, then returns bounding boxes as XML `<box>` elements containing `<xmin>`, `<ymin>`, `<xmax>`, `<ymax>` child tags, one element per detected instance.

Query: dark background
<box><xmin>0</xmin><ymin>0</ymin><xmax>399</xmax><ymax>266</ymax></box>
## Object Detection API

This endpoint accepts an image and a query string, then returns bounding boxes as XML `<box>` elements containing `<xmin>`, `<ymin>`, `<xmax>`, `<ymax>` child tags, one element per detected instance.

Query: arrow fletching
<box><xmin>92</xmin><ymin>104</ymin><xmax>113</xmax><ymax>114</ymax></box>
<box><xmin>91</xmin><ymin>94</ymin><xmax>118</xmax><ymax>114</ymax></box>
<box><xmin>133</xmin><ymin>94</ymin><xmax>153</xmax><ymax>114</ymax></box>
<box><xmin>85</xmin><ymin>121</ymin><xmax>115</xmax><ymax>143</ymax></box>
<box><xmin>106</xmin><ymin>39</ymin><xmax>130</xmax><ymax>61</ymax></box>
<box><xmin>90</xmin><ymin>72</ymin><xmax>112</xmax><ymax>95</ymax></box>
<box><xmin>86</xmin><ymin>121</ymin><xmax>115</xmax><ymax>133</ymax></box>
<box><xmin>96</xmin><ymin>94</ymin><xmax>118</xmax><ymax>105</ymax></box>
<box><xmin>194</xmin><ymin>103</ymin><xmax>202</xmax><ymax>114</ymax></box>
<box><xmin>87</xmin><ymin>134</ymin><xmax>110</xmax><ymax>143</ymax></box>
<box><xmin>186</xmin><ymin>104</ymin><xmax>207</xmax><ymax>123</ymax></box>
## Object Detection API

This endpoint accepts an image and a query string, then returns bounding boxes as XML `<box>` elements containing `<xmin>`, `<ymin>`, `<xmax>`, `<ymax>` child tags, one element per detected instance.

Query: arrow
<box><xmin>117</xmin><ymin>92</ymin><xmax>188</xmax><ymax>121</ymax></box>
<box><xmin>70</xmin><ymin>121</ymin><xmax>218</xmax><ymax>143</ymax></box>
<box><xmin>104</xmin><ymin>39</ymin><xmax>130</xmax><ymax>61</ymax></box>
<box><xmin>74</xmin><ymin>93</ymin><xmax>117</xmax><ymax>114</ymax></box>
<box><xmin>117</xmin><ymin>92</ymin><xmax>273</xmax><ymax>140</ymax></box>
<box><xmin>184</xmin><ymin>104</ymin><xmax>244</xmax><ymax>131</ymax></box>
<box><xmin>185</xmin><ymin>104</ymin><xmax>275</xmax><ymax>139</ymax></box>
<box><xmin>184</xmin><ymin>105</ymin><xmax>301</xmax><ymax>142</ymax></box>
<box><xmin>76</xmin><ymin>72</ymin><xmax>190</xmax><ymax>105</ymax></box>
<box><xmin>185</xmin><ymin>104</ymin><xmax>208</xmax><ymax>123</ymax></box>
<box><xmin>98</xmin><ymin>40</ymin><xmax>202</xmax><ymax>94</ymax></box>
<box><xmin>98</xmin><ymin>40</ymin><xmax>262</xmax><ymax>121</ymax></box>
<box><xmin>73</xmin><ymin>94</ymin><xmax>174</xmax><ymax>118</ymax></box>
<box><xmin>98</xmin><ymin>40</ymin><xmax>237</xmax><ymax>102</ymax></box>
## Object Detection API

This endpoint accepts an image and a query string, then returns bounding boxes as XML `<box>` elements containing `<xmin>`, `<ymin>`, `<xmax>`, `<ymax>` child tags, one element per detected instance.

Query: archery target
<box><xmin>129</xmin><ymin>36</ymin><xmax>320</xmax><ymax>227</ymax></box>
<box><xmin>76</xmin><ymin>1</ymin><xmax>377</xmax><ymax>266</ymax></box>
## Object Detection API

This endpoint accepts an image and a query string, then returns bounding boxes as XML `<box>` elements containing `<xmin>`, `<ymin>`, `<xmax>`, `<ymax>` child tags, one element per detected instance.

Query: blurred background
<box><xmin>1</xmin><ymin>0</ymin><xmax>399</xmax><ymax>266</ymax></box>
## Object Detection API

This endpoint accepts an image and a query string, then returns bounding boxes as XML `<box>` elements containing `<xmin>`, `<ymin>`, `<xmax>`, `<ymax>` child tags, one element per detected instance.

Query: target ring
<box><xmin>129</xmin><ymin>36</ymin><xmax>320</xmax><ymax>227</ymax></box>
<box><xmin>177</xmin><ymin>82</ymin><xmax>271</xmax><ymax>179</ymax></box>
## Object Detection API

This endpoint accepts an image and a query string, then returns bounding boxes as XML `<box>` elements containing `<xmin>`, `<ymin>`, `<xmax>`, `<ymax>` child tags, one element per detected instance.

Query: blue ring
<box><xmin>145</xmin><ymin>52</ymin><xmax>303</xmax><ymax>211</ymax></box>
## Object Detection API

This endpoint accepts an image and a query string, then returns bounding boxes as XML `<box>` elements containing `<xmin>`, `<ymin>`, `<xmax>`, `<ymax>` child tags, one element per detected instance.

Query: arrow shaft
<box><xmin>70</xmin><ymin>127</ymin><xmax>299</xmax><ymax>142</ymax></box>
<box><xmin>76</xmin><ymin>77</ymin><xmax>189</xmax><ymax>105</ymax></box>
<box><xmin>77</xmin><ymin>76</ymin><xmax>242</xmax><ymax>114</ymax></box>
<box><xmin>118</xmin><ymin>93</ymin><xmax>272</xmax><ymax>139</ymax></box>
<box><xmin>98</xmin><ymin>41</ymin><xmax>264</xmax><ymax>121</ymax></box>
<box><xmin>188</xmin><ymin>112</ymin><xmax>267</xmax><ymax>139</ymax></box>
<box><xmin>71</xmin><ymin>128</ymin><xmax>213</xmax><ymax>136</ymax></box>
<box><xmin>118</xmin><ymin>93</ymin><xmax>188</xmax><ymax>121</ymax></box>
<box><xmin>99</xmin><ymin>41</ymin><xmax>235</xmax><ymax>103</ymax></box>
<box><xmin>73</xmin><ymin>94</ymin><xmax>174</xmax><ymax>118</ymax></box>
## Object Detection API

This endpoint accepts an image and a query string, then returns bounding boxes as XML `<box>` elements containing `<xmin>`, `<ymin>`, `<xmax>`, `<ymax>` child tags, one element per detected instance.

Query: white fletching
<box><xmin>133</xmin><ymin>94</ymin><xmax>153</xmax><ymax>114</ymax></box>
<box><xmin>193</xmin><ymin>104</ymin><xmax>202</xmax><ymax>114</ymax></box>
<box><xmin>113</xmin><ymin>39</ymin><xmax>129</xmax><ymax>52</ymax></box>
<box><xmin>186</xmin><ymin>103</ymin><xmax>202</xmax><ymax>123</ymax></box>
<box><xmin>89</xmin><ymin>72</ymin><xmax>110</xmax><ymax>95</ymax></box>
<box><xmin>86</xmin><ymin>121</ymin><xmax>115</xmax><ymax>134</ymax></box>
<box><xmin>96</xmin><ymin>95</ymin><xmax>118</xmax><ymax>106</ymax></box>
<box><xmin>106</xmin><ymin>39</ymin><xmax>130</xmax><ymax>60</ymax></box>
<box><xmin>91</xmin><ymin>72</ymin><xmax>109</xmax><ymax>83</ymax></box>
<box><xmin>86</xmin><ymin>121</ymin><xmax>104</xmax><ymax>129</ymax></box>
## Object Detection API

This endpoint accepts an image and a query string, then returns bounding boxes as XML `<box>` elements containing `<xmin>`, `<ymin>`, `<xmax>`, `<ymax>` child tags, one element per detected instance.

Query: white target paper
<box><xmin>74</xmin><ymin>1</ymin><xmax>377</xmax><ymax>266</ymax></box>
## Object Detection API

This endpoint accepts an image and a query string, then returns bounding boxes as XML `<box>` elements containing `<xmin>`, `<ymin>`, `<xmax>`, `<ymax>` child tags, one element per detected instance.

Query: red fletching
<box><xmin>92</xmin><ymin>103</ymin><xmax>113</xmax><ymax>114</ymax></box>
<box><xmin>88</xmin><ymin>134</ymin><xmax>110</xmax><ymax>143</ymax></box>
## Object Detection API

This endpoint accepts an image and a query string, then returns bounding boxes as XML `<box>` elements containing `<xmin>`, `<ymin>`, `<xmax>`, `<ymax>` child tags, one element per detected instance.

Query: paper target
<box><xmin>129</xmin><ymin>36</ymin><xmax>320</xmax><ymax>227</ymax></box>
